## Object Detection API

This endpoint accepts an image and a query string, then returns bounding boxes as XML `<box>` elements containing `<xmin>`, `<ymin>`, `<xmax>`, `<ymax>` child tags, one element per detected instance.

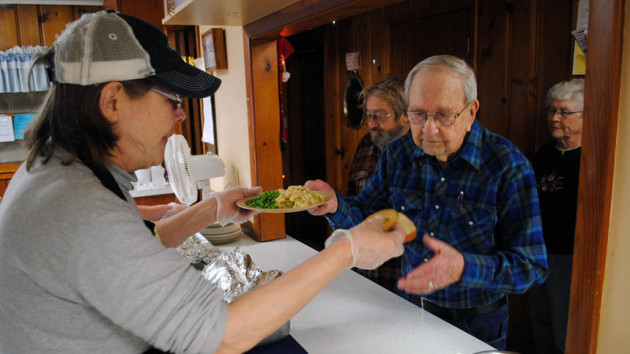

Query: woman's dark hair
<box><xmin>25</xmin><ymin>49</ymin><xmax>153</xmax><ymax>171</ymax></box>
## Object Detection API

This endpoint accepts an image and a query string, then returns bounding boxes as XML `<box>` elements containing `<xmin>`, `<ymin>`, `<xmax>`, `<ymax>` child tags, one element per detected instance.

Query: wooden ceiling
<box><xmin>163</xmin><ymin>0</ymin><xmax>404</xmax><ymax>40</ymax></box>
<box><xmin>162</xmin><ymin>0</ymin><xmax>302</xmax><ymax>26</ymax></box>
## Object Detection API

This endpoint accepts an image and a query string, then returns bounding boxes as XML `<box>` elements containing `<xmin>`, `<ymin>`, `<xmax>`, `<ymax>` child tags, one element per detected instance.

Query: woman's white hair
<box><xmin>545</xmin><ymin>79</ymin><xmax>585</xmax><ymax>109</ymax></box>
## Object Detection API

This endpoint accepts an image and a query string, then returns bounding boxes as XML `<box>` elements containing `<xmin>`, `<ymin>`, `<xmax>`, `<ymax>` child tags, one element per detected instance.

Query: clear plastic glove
<box><xmin>325</xmin><ymin>215</ymin><xmax>405</xmax><ymax>269</ymax></box>
<box><xmin>210</xmin><ymin>186</ymin><xmax>262</xmax><ymax>226</ymax></box>
<box><xmin>161</xmin><ymin>202</ymin><xmax>189</xmax><ymax>219</ymax></box>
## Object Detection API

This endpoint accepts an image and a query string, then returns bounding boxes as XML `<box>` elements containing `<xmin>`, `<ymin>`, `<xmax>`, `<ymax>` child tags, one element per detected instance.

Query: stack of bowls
<box><xmin>199</xmin><ymin>223</ymin><xmax>242</xmax><ymax>244</ymax></box>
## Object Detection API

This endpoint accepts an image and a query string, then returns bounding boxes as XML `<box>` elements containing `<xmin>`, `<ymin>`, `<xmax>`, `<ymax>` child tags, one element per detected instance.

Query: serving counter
<box><xmin>216</xmin><ymin>234</ymin><xmax>495</xmax><ymax>353</ymax></box>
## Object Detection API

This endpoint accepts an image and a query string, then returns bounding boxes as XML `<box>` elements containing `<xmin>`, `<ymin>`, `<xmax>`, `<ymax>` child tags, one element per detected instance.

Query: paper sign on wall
<box><xmin>345</xmin><ymin>52</ymin><xmax>361</xmax><ymax>71</ymax></box>
<box><xmin>194</xmin><ymin>57</ymin><xmax>205</xmax><ymax>71</ymax></box>
<box><xmin>201</xmin><ymin>96</ymin><xmax>215</xmax><ymax>145</ymax></box>
<box><xmin>0</xmin><ymin>115</ymin><xmax>15</xmax><ymax>142</ymax></box>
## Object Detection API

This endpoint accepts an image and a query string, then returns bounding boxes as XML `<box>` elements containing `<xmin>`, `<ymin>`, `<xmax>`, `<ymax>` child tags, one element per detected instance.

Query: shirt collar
<box><xmin>107</xmin><ymin>163</ymin><xmax>136</xmax><ymax>193</ymax></box>
<box><xmin>457</xmin><ymin>120</ymin><xmax>482</xmax><ymax>169</ymax></box>
<box><xmin>51</xmin><ymin>147</ymin><xmax>137</xmax><ymax>194</ymax></box>
<box><xmin>411</xmin><ymin>120</ymin><xmax>483</xmax><ymax>170</ymax></box>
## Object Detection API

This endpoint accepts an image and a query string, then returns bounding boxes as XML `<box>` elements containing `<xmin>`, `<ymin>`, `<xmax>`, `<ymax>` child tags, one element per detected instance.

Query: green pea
<box><xmin>246</xmin><ymin>190</ymin><xmax>280</xmax><ymax>209</ymax></box>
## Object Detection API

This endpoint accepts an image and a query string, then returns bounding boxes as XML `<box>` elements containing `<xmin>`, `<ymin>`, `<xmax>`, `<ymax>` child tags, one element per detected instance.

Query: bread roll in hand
<box><xmin>366</xmin><ymin>209</ymin><xmax>417</xmax><ymax>242</ymax></box>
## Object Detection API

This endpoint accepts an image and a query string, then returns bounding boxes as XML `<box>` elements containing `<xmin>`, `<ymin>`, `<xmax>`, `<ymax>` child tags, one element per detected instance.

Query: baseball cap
<box><xmin>52</xmin><ymin>10</ymin><xmax>220</xmax><ymax>98</ymax></box>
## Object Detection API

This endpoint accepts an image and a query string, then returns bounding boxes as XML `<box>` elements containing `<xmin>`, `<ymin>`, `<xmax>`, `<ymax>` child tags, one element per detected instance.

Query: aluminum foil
<box><xmin>177</xmin><ymin>233</ymin><xmax>220</xmax><ymax>264</ymax></box>
<box><xmin>177</xmin><ymin>233</ymin><xmax>283</xmax><ymax>302</ymax></box>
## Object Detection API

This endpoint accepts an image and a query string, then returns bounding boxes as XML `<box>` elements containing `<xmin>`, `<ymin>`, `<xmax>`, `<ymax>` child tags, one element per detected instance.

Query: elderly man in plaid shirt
<box><xmin>308</xmin><ymin>55</ymin><xmax>548</xmax><ymax>350</ymax></box>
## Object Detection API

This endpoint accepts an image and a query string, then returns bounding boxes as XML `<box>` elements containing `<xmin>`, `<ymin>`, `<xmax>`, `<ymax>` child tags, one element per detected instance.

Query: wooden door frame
<box><xmin>244</xmin><ymin>38</ymin><xmax>287</xmax><ymax>241</ymax></box>
<box><xmin>241</xmin><ymin>0</ymin><xmax>405</xmax><ymax>241</ymax></box>
<box><xmin>242</xmin><ymin>1</ymin><xmax>624</xmax><ymax>351</ymax></box>
<box><xmin>566</xmin><ymin>0</ymin><xmax>624</xmax><ymax>352</ymax></box>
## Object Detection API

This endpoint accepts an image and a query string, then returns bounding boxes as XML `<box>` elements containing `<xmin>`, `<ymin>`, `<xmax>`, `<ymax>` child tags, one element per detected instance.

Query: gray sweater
<box><xmin>0</xmin><ymin>151</ymin><xmax>226</xmax><ymax>353</ymax></box>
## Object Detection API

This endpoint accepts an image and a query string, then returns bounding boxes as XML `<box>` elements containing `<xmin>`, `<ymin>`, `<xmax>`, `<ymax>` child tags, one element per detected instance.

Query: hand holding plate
<box><xmin>304</xmin><ymin>179</ymin><xmax>338</xmax><ymax>215</ymax></box>
<box><xmin>211</xmin><ymin>186</ymin><xmax>262</xmax><ymax>226</ymax></box>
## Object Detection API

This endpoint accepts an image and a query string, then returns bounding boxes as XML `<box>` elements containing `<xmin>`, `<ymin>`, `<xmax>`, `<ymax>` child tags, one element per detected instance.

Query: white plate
<box><xmin>204</xmin><ymin>222</ymin><xmax>239</xmax><ymax>230</ymax></box>
<box><xmin>236</xmin><ymin>191</ymin><xmax>332</xmax><ymax>214</ymax></box>
<box><xmin>203</xmin><ymin>232</ymin><xmax>242</xmax><ymax>244</ymax></box>
<box><xmin>200</xmin><ymin>224</ymin><xmax>241</xmax><ymax>235</ymax></box>
<box><xmin>204</xmin><ymin>230</ymin><xmax>241</xmax><ymax>239</ymax></box>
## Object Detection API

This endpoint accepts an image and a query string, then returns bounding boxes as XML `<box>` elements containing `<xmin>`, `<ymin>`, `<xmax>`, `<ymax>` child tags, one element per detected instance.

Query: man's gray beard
<box><xmin>370</xmin><ymin>124</ymin><xmax>405</xmax><ymax>150</ymax></box>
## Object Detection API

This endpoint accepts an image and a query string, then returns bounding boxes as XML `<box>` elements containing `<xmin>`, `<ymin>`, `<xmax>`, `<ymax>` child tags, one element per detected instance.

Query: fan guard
<box><xmin>164</xmin><ymin>134</ymin><xmax>225</xmax><ymax>206</ymax></box>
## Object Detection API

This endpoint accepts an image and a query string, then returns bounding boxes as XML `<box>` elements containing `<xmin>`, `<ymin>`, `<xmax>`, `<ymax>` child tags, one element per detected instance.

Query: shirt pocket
<box><xmin>391</xmin><ymin>190</ymin><xmax>424</xmax><ymax>231</ymax></box>
<box><xmin>448</xmin><ymin>202</ymin><xmax>497</xmax><ymax>254</ymax></box>
<box><xmin>391</xmin><ymin>190</ymin><xmax>423</xmax><ymax>213</ymax></box>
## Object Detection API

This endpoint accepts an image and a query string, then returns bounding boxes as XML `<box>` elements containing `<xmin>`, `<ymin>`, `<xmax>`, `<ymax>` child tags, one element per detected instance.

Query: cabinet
<box><xmin>0</xmin><ymin>2</ymin><xmax>191</xmax><ymax>206</ymax></box>
<box><xmin>0</xmin><ymin>2</ymin><xmax>164</xmax><ymax>200</ymax></box>
<box><xmin>0</xmin><ymin>162</ymin><xmax>20</xmax><ymax>196</ymax></box>
<box><xmin>1</xmin><ymin>4</ymin><xmax>101</xmax><ymax>198</ymax></box>
<box><xmin>0</xmin><ymin>92</ymin><xmax>47</xmax><ymax>197</ymax></box>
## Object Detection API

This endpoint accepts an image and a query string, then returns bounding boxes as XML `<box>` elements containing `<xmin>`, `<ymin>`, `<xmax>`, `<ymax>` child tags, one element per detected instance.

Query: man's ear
<box><xmin>465</xmin><ymin>100</ymin><xmax>480</xmax><ymax>132</ymax></box>
<box><xmin>400</xmin><ymin>112</ymin><xmax>409</xmax><ymax>125</ymax></box>
<box><xmin>100</xmin><ymin>82</ymin><xmax>124</xmax><ymax>122</ymax></box>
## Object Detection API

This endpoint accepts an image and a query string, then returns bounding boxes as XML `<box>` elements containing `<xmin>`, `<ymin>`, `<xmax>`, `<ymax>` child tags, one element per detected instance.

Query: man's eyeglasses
<box><xmin>150</xmin><ymin>88</ymin><xmax>183</xmax><ymax>111</ymax></box>
<box><xmin>406</xmin><ymin>102</ymin><xmax>471</xmax><ymax>127</ymax></box>
<box><xmin>364</xmin><ymin>112</ymin><xmax>393</xmax><ymax>123</ymax></box>
<box><xmin>547</xmin><ymin>108</ymin><xmax>582</xmax><ymax>118</ymax></box>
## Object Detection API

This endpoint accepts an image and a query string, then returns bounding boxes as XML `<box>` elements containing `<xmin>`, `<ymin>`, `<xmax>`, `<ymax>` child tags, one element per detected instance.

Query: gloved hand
<box><xmin>325</xmin><ymin>215</ymin><xmax>405</xmax><ymax>269</ymax></box>
<box><xmin>161</xmin><ymin>202</ymin><xmax>189</xmax><ymax>219</ymax></box>
<box><xmin>210</xmin><ymin>186</ymin><xmax>262</xmax><ymax>226</ymax></box>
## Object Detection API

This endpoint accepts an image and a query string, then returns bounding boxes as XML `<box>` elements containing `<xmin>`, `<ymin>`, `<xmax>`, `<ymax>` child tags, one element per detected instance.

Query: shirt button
<box><xmin>429</xmin><ymin>232</ymin><xmax>435</xmax><ymax>236</ymax></box>
<box><xmin>401</xmin><ymin>206</ymin><xmax>405</xmax><ymax>211</ymax></box>
<box><xmin>469</xmin><ymin>220</ymin><xmax>474</xmax><ymax>226</ymax></box>
<box><xmin>423</xmin><ymin>257</ymin><xmax>429</xmax><ymax>263</ymax></box>
<box><xmin>434</xmin><ymin>204</ymin><xmax>440</xmax><ymax>209</ymax></box>
<box><xmin>440</xmin><ymin>177</ymin><xmax>446</xmax><ymax>182</ymax></box>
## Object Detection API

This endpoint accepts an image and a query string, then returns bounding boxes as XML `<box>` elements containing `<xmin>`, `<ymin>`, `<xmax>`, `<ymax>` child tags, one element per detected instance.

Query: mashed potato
<box><xmin>275</xmin><ymin>185</ymin><xmax>324</xmax><ymax>208</ymax></box>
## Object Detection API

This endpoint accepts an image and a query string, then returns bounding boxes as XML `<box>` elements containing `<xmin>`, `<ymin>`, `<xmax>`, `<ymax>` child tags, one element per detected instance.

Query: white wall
<box><xmin>597</xmin><ymin>0</ymin><xmax>630</xmax><ymax>351</ymax></box>
<box><xmin>199</xmin><ymin>26</ymin><xmax>252</xmax><ymax>192</ymax></box>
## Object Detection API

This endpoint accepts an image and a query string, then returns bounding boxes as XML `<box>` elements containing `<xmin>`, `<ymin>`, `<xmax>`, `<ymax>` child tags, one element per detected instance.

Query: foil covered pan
<box><xmin>177</xmin><ymin>233</ymin><xmax>283</xmax><ymax>302</ymax></box>
<box><xmin>176</xmin><ymin>233</ymin><xmax>290</xmax><ymax>347</ymax></box>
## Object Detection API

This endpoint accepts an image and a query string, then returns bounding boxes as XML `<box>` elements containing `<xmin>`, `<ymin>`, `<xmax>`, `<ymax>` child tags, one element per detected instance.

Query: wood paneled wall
<box><xmin>241</xmin><ymin>0</ymin><xmax>614</xmax><ymax>351</ymax></box>
<box><xmin>322</xmin><ymin>8</ymin><xmax>397</xmax><ymax>195</ymax></box>
<box><xmin>322</xmin><ymin>0</ymin><xmax>576</xmax><ymax>197</ymax></box>
<box><xmin>0</xmin><ymin>0</ymin><xmax>164</xmax><ymax>49</ymax></box>
<box><xmin>316</xmin><ymin>1</ymin><xmax>576</xmax><ymax>350</ymax></box>
<box><xmin>0</xmin><ymin>4</ymin><xmax>102</xmax><ymax>49</ymax></box>
<box><xmin>0</xmin><ymin>1</ymin><xmax>184</xmax><ymax>202</ymax></box>
<box><xmin>249</xmin><ymin>39</ymin><xmax>286</xmax><ymax>241</ymax></box>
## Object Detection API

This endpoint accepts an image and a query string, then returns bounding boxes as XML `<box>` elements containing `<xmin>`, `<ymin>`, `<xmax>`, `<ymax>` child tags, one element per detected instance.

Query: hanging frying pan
<box><xmin>343</xmin><ymin>70</ymin><xmax>365</xmax><ymax>129</ymax></box>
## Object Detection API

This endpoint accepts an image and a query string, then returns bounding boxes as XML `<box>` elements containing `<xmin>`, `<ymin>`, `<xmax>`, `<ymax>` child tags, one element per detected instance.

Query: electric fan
<box><xmin>164</xmin><ymin>134</ymin><xmax>225</xmax><ymax>206</ymax></box>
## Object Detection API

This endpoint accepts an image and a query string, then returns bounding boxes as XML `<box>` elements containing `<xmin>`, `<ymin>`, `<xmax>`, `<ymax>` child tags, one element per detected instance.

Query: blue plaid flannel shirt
<box><xmin>327</xmin><ymin>121</ymin><xmax>549</xmax><ymax>309</ymax></box>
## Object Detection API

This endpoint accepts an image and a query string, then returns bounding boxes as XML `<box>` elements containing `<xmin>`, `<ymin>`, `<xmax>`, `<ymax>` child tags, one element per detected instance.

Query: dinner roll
<box><xmin>366</xmin><ymin>209</ymin><xmax>417</xmax><ymax>242</ymax></box>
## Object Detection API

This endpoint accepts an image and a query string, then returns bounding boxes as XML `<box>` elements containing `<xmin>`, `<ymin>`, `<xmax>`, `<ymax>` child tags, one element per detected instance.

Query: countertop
<box><xmin>129</xmin><ymin>182</ymin><xmax>174</xmax><ymax>198</ymax></box>
<box><xmin>216</xmin><ymin>234</ymin><xmax>495</xmax><ymax>353</ymax></box>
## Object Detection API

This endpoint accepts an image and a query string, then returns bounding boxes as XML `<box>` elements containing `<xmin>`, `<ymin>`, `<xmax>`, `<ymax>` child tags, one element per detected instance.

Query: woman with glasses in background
<box><xmin>528</xmin><ymin>79</ymin><xmax>584</xmax><ymax>354</ymax></box>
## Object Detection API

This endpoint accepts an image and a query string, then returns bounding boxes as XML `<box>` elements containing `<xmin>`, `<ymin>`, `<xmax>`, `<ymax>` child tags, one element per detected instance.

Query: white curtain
<box><xmin>0</xmin><ymin>46</ymin><xmax>51</xmax><ymax>93</ymax></box>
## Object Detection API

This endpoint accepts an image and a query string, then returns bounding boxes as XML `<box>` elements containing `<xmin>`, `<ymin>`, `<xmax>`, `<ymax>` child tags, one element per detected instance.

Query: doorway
<box><xmin>282</xmin><ymin>27</ymin><xmax>330</xmax><ymax>251</ymax></box>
